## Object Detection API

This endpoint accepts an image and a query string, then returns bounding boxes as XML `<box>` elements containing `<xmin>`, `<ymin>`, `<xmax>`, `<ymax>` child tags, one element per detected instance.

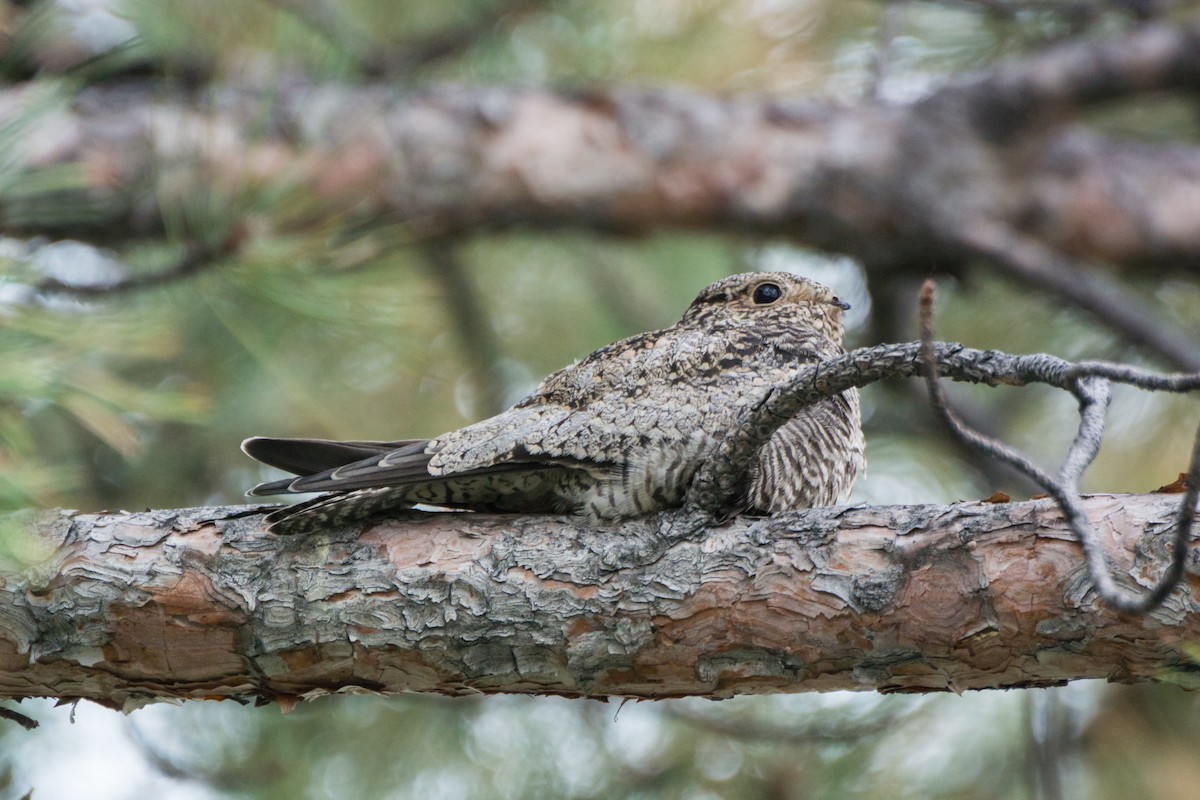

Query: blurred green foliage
<box><xmin>3</xmin><ymin>1</ymin><xmax>1200</xmax><ymax>798</ymax></box>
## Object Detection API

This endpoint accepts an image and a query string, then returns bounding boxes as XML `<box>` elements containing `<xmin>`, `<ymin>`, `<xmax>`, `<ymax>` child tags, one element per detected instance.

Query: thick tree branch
<box><xmin>1</xmin><ymin>492</ymin><xmax>1197</xmax><ymax>711</ymax></box>
<box><xmin>1</xmin><ymin>21</ymin><xmax>1198</xmax><ymax>271</ymax></box>
<box><xmin>0</xmin><ymin>336</ymin><xmax>1190</xmax><ymax>711</ymax></box>
<box><xmin>1</xmin><ymin>336</ymin><xmax>1197</xmax><ymax>708</ymax></box>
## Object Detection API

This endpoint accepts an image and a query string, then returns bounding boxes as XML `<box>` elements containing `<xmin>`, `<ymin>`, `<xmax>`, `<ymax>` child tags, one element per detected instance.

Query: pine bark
<box><xmin>0</xmin><ymin>493</ymin><xmax>1195</xmax><ymax>711</ymax></box>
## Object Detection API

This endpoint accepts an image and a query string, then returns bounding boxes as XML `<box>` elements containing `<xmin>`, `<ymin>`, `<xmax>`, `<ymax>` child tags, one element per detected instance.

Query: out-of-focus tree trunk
<box><xmin>4</xmin><ymin>23</ymin><xmax>1199</xmax><ymax>274</ymax></box>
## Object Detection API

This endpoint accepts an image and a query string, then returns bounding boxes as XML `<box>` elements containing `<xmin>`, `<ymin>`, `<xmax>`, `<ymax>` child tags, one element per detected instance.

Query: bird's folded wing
<box><xmin>425</xmin><ymin>326</ymin><xmax>820</xmax><ymax>474</ymax></box>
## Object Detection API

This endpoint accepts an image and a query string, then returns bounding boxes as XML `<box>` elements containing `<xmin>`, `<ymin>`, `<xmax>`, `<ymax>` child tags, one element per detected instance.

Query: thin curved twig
<box><xmin>870</xmin><ymin>277</ymin><xmax>1041</xmax><ymax>492</ymax></box>
<box><xmin>1058</xmin><ymin>377</ymin><xmax>1110</xmax><ymax>485</ymax></box>
<box><xmin>918</xmin><ymin>279</ymin><xmax>1200</xmax><ymax>613</ymax></box>
<box><xmin>686</xmin><ymin>342</ymin><xmax>1200</xmax><ymax>516</ymax></box>
<box><xmin>916</xmin><ymin>287</ymin><xmax>1057</xmax><ymax>490</ymax></box>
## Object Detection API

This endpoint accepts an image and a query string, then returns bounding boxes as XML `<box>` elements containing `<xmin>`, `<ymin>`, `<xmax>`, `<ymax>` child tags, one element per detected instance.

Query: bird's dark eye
<box><xmin>752</xmin><ymin>283</ymin><xmax>782</xmax><ymax>305</ymax></box>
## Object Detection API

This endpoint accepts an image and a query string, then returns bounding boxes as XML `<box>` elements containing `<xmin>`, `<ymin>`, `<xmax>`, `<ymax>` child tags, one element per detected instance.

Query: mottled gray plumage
<box><xmin>244</xmin><ymin>272</ymin><xmax>864</xmax><ymax>533</ymax></box>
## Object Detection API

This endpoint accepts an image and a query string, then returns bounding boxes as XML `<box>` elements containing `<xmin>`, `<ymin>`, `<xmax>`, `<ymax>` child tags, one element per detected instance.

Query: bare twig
<box><xmin>687</xmin><ymin>341</ymin><xmax>1200</xmax><ymax>518</ymax></box>
<box><xmin>917</xmin><ymin>279</ymin><xmax>1200</xmax><ymax>613</ymax></box>
<box><xmin>663</xmin><ymin>702</ymin><xmax>913</xmax><ymax>745</ymax></box>
<box><xmin>32</xmin><ymin>235</ymin><xmax>239</xmax><ymax>299</ymax></box>
<box><xmin>959</xmin><ymin>223</ymin><xmax>1200</xmax><ymax>372</ymax></box>
<box><xmin>1024</xmin><ymin>689</ymin><xmax>1070</xmax><ymax>800</ymax></box>
<box><xmin>1058</xmin><ymin>376</ymin><xmax>1109</xmax><ymax>483</ymax></box>
<box><xmin>867</xmin><ymin>277</ymin><xmax>1041</xmax><ymax>492</ymax></box>
<box><xmin>127</xmin><ymin>717</ymin><xmax>284</xmax><ymax>789</ymax></box>
<box><xmin>421</xmin><ymin>243</ymin><xmax>510</xmax><ymax>416</ymax></box>
<box><xmin>0</xmin><ymin>704</ymin><xmax>38</xmax><ymax>730</ymax></box>
<box><xmin>261</xmin><ymin>0</ymin><xmax>549</xmax><ymax>78</ymax></box>
<box><xmin>916</xmin><ymin>281</ymin><xmax>1057</xmax><ymax>489</ymax></box>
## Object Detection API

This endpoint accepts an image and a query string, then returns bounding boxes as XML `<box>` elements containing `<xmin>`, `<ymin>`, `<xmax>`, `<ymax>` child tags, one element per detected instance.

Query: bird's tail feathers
<box><xmin>264</xmin><ymin>487</ymin><xmax>418</xmax><ymax>535</ymax></box>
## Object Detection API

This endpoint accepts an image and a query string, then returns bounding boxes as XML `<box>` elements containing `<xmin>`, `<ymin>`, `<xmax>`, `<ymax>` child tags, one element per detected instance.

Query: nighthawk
<box><xmin>244</xmin><ymin>272</ymin><xmax>864</xmax><ymax>533</ymax></box>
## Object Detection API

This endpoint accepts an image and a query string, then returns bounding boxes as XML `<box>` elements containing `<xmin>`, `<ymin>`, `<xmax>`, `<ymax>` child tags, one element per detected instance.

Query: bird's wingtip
<box><xmin>241</xmin><ymin>436</ymin><xmax>269</xmax><ymax>458</ymax></box>
<box><xmin>245</xmin><ymin>475</ymin><xmax>299</xmax><ymax>496</ymax></box>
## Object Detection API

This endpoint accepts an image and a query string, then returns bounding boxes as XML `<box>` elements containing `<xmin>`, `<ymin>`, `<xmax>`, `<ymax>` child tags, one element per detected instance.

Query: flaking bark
<box><xmin>1</xmin><ymin>493</ymin><xmax>1196</xmax><ymax>711</ymax></box>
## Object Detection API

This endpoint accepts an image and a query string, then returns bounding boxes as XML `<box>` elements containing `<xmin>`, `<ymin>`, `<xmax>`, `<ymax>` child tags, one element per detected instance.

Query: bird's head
<box><xmin>680</xmin><ymin>272</ymin><xmax>850</xmax><ymax>343</ymax></box>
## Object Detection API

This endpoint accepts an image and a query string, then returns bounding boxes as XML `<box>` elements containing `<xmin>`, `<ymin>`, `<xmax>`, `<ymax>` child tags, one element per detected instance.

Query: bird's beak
<box><xmin>831</xmin><ymin>298</ymin><xmax>851</xmax><ymax>311</ymax></box>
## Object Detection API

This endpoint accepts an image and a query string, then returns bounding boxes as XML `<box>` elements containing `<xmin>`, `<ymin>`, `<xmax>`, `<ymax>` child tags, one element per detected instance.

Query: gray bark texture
<box><xmin>1</xmin><ymin>492</ymin><xmax>1196</xmax><ymax>711</ymax></box>
<box><xmin>3</xmin><ymin>21</ymin><xmax>1198</xmax><ymax>273</ymax></box>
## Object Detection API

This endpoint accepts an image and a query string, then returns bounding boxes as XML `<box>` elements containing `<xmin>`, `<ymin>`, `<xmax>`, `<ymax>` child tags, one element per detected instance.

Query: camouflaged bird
<box><xmin>244</xmin><ymin>272</ymin><xmax>864</xmax><ymax>533</ymax></box>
